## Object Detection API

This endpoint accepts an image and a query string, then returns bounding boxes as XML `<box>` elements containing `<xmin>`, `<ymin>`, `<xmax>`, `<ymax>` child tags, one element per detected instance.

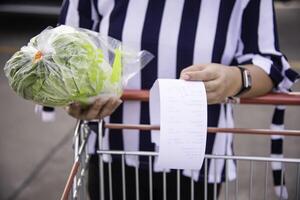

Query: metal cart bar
<box><xmin>96</xmin><ymin>150</ymin><xmax>300</xmax><ymax>163</ymax></box>
<box><xmin>104</xmin><ymin>123</ymin><xmax>300</xmax><ymax>136</ymax></box>
<box><xmin>61</xmin><ymin>90</ymin><xmax>300</xmax><ymax>200</ymax></box>
<box><xmin>61</xmin><ymin>121</ymin><xmax>90</xmax><ymax>200</ymax></box>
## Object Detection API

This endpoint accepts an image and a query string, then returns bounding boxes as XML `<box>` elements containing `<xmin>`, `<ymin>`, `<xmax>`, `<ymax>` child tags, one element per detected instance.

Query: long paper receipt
<box><xmin>150</xmin><ymin>79</ymin><xmax>207</xmax><ymax>170</ymax></box>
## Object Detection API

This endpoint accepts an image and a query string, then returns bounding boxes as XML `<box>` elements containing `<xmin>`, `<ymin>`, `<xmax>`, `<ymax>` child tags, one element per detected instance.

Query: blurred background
<box><xmin>0</xmin><ymin>0</ymin><xmax>299</xmax><ymax>200</ymax></box>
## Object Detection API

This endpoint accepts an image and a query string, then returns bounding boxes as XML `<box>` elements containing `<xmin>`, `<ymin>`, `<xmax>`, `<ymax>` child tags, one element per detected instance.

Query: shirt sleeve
<box><xmin>235</xmin><ymin>0</ymin><xmax>299</xmax><ymax>92</ymax></box>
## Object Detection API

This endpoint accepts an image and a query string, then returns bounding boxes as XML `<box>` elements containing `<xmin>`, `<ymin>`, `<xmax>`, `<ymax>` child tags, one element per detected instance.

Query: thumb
<box><xmin>180</xmin><ymin>64</ymin><xmax>207</xmax><ymax>78</ymax></box>
<box><xmin>181</xmin><ymin>67</ymin><xmax>215</xmax><ymax>81</ymax></box>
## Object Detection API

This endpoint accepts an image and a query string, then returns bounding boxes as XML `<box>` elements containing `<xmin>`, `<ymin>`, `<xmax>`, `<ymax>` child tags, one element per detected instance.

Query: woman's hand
<box><xmin>65</xmin><ymin>96</ymin><xmax>122</xmax><ymax>120</ymax></box>
<box><xmin>180</xmin><ymin>63</ymin><xmax>242</xmax><ymax>104</ymax></box>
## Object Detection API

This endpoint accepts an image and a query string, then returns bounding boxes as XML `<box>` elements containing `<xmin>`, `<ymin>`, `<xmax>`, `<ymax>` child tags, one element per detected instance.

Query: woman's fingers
<box><xmin>97</xmin><ymin>98</ymin><xmax>122</xmax><ymax>119</ymax></box>
<box><xmin>180</xmin><ymin>65</ymin><xmax>206</xmax><ymax>80</ymax></box>
<box><xmin>84</xmin><ymin>98</ymin><xmax>107</xmax><ymax>120</ymax></box>
<box><xmin>66</xmin><ymin>97</ymin><xmax>122</xmax><ymax>120</ymax></box>
<box><xmin>181</xmin><ymin>66</ymin><xmax>218</xmax><ymax>81</ymax></box>
<box><xmin>180</xmin><ymin>63</ymin><xmax>236</xmax><ymax>104</ymax></box>
<box><xmin>205</xmin><ymin>81</ymin><xmax>225</xmax><ymax>104</ymax></box>
<box><xmin>203</xmin><ymin>80</ymin><xmax>219</xmax><ymax>93</ymax></box>
<box><xmin>66</xmin><ymin>103</ymin><xmax>82</xmax><ymax>119</ymax></box>
<box><xmin>180</xmin><ymin>64</ymin><xmax>206</xmax><ymax>74</ymax></box>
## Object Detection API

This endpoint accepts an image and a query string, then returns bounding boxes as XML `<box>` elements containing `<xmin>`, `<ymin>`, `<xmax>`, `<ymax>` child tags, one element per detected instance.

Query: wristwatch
<box><xmin>234</xmin><ymin>66</ymin><xmax>252</xmax><ymax>97</ymax></box>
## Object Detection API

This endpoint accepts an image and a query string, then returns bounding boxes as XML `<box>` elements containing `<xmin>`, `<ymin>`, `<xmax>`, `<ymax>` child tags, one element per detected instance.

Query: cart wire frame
<box><xmin>61</xmin><ymin>91</ymin><xmax>300</xmax><ymax>200</ymax></box>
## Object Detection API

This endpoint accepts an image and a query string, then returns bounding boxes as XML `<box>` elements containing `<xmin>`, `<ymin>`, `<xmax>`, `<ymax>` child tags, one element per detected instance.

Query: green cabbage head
<box><xmin>4</xmin><ymin>26</ymin><xmax>121</xmax><ymax>106</ymax></box>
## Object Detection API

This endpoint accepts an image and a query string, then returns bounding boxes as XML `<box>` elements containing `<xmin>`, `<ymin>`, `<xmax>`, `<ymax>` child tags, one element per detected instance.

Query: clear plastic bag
<box><xmin>4</xmin><ymin>25</ymin><xmax>154</xmax><ymax>106</ymax></box>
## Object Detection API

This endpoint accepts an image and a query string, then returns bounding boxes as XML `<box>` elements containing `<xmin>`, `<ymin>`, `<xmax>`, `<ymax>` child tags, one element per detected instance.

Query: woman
<box><xmin>61</xmin><ymin>0</ymin><xmax>299</xmax><ymax>199</ymax></box>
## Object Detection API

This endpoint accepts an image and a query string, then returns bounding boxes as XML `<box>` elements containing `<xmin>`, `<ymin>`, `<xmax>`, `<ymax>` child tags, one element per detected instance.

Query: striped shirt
<box><xmin>58</xmin><ymin>0</ymin><xmax>299</xmax><ymax>184</ymax></box>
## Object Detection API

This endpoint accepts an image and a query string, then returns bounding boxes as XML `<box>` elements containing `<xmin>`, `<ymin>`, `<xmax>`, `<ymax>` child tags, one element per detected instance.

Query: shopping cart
<box><xmin>61</xmin><ymin>90</ymin><xmax>300</xmax><ymax>200</ymax></box>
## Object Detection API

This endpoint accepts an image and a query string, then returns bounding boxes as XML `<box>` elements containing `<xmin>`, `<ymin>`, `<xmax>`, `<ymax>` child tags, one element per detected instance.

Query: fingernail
<box><xmin>181</xmin><ymin>74</ymin><xmax>190</xmax><ymax>80</ymax></box>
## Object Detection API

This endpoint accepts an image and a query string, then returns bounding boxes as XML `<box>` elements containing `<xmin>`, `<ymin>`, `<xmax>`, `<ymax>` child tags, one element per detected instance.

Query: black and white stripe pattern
<box><xmin>235</xmin><ymin>0</ymin><xmax>299</xmax><ymax>91</ymax></box>
<box><xmin>270</xmin><ymin>106</ymin><xmax>288</xmax><ymax>199</ymax></box>
<box><xmin>40</xmin><ymin>0</ymin><xmax>298</xmax><ymax>189</ymax></box>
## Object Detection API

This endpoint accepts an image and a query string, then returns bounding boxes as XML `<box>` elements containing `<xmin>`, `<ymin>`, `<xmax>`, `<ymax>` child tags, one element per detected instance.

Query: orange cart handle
<box><xmin>60</xmin><ymin>161</ymin><xmax>80</xmax><ymax>200</ymax></box>
<box><xmin>122</xmin><ymin>90</ymin><xmax>300</xmax><ymax>105</ymax></box>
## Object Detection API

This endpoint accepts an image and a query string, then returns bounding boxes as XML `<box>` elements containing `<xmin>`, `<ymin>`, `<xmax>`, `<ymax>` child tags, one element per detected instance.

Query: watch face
<box><xmin>234</xmin><ymin>66</ymin><xmax>252</xmax><ymax>97</ymax></box>
<box><xmin>244</xmin><ymin>70</ymin><xmax>252</xmax><ymax>89</ymax></box>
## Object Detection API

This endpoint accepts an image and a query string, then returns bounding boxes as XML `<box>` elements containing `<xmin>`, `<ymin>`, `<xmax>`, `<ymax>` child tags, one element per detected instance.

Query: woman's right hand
<box><xmin>65</xmin><ymin>97</ymin><xmax>122</xmax><ymax>120</ymax></box>
<box><xmin>180</xmin><ymin>63</ymin><xmax>242</xmax><ymax>104</ymax></box>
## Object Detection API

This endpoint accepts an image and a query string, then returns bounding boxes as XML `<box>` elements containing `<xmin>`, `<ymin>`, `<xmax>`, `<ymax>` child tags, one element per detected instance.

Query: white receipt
<box><xmin>150</xmin><ymin>79</ymin><xmax>207</xmax><ymax>170</ymax></box>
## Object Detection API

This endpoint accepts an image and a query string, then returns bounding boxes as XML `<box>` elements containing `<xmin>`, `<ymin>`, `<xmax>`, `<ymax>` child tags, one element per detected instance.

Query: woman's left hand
<box><xmin>65</xmin><ymin>96</ymin><xmax>122</xmax><ymax>120</ymax></box>
<box><xmin>180</xmin><ymin>63</ymin><xmax>241</xmax><ymax>104</ymax></box>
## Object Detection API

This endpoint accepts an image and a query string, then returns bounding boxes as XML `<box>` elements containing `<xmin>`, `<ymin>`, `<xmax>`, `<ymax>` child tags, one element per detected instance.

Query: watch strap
<box><xmin>234</xmin><ymin>66</ymin><xmax>251</xmax><ymax>97</ymax></box>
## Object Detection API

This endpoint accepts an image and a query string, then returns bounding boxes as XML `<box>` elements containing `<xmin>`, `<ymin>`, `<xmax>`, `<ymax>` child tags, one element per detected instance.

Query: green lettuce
<box><xmin>4</xmin><ymin>26</ymin><xmax>121</xmax><ymax>107</ymax></box>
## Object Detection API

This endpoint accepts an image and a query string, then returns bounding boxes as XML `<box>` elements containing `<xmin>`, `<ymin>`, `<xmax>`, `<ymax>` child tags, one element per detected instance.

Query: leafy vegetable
<box><xmin>4</xmin><ymin>26</ymin><xmax>121</xmax><ymax>106</ymax></box>
<box><xmin>4</xmin><ymin>25</ymin><xmax>154</xmax><ymax>106</ymax></box>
